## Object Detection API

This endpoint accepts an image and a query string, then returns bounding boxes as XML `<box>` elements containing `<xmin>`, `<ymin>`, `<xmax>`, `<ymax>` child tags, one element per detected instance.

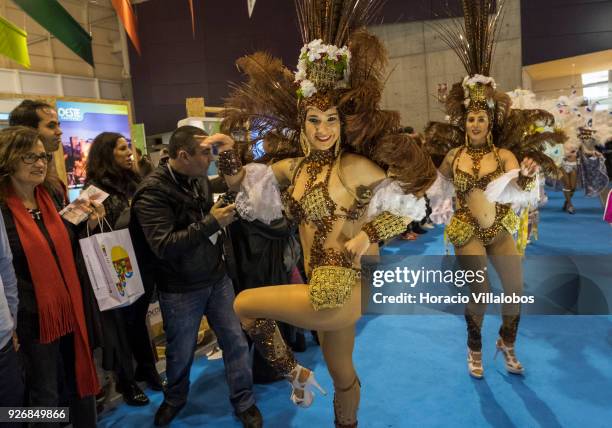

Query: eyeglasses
<box><xmin>21</xmin><ymin>152</ymin><xmax>53</xmax><ymax>164</ymax></box>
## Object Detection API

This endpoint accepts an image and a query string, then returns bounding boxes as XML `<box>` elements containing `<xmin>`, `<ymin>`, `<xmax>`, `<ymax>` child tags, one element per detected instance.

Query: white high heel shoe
<box><xmin>288</xmin><ymin>365</ymin><xmax>327</xmax><ymax>407</ymax></box>
<box><xmin>467</xmin><ymin>348</ymin><xmax>484</xmax><ymax>379</ymax></box>
<box><xmin>495</xmin><ymin>338</ymin><xmax>524</xmax><ymax>375</ymax></box>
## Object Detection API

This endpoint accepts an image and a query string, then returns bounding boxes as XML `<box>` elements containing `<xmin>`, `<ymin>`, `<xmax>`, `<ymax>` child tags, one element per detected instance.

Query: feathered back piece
<box><xmin>425</xmin><ymin>0</ymin><xmax>563</xmax><ymax>170</ymax></box>
<box><xmin>497</xmin><ymin>109</ymin><xmax>567</xmax><ymax>175</ymax></box>
<box><xmin>435</xmin><ymin>0</ymin><xmax>508</xmax><ymax>128</ymax></box>
<box><xmin>436</xmin><ymin>0</ymin><xmax>503</xmax><ymax>77</ymax></box>
<box><xmin>295</xmin><ymin>0</ymin><xmax>384</xmax><ymax>46</ymax></box>
<box><xmin>221</xmin><ymin>52</ymin><xmax>302</xmax><ymax>158</ymax></box>
<box><xmin>221</xmin><ymin>0</ymin><xmax>437</xmax><ymax>195</ymax></box>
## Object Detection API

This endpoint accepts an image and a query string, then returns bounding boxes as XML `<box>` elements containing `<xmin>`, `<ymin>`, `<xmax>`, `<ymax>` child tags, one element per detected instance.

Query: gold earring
<box><xmin>334</xmin><ymin>134</ymin><xmax>341</xmax><ymax>157</ymax></box>
<box><xmin>465</xmin><ymin>132</ymin><xmax>470</xmax><ymax>147</ymax></box>
<box><xmin>487</xmin><ymin>132</ymin><xmax>493</xmax><ymax>147</ymax></box>
<box><xmin>300</xmin><ymin>131</ymin><xmax>311</xmax><ymax>157</ymax></box>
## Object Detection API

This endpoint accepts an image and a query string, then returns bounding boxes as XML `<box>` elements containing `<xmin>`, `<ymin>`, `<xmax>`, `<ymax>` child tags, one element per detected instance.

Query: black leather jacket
<box><xmin>130</xmin><ymin>164</ymin><xmax>227</xmax><ymax>293</ymax></box>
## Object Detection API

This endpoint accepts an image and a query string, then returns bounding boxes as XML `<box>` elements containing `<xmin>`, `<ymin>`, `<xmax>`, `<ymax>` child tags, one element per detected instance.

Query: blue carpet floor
<box><xmin>99</xmin><ymin>190</ymin><xmax>612</xmax><ymax>427</ymax></box>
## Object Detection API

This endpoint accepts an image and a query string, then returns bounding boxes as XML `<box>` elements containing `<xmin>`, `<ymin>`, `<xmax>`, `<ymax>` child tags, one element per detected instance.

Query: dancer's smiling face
<box><xmin>304</xmin><ymin>106</ymin><xmax>341</xmax><ymax>151</ymax></box>
<box><xmin>466</xmin><ymin>110</ymin><xmax>490</xmax><ymax>146</ymax></box>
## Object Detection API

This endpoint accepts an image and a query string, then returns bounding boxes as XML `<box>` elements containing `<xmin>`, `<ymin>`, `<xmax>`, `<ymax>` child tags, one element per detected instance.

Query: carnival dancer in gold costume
<box><xmin>425</xmin><ymin>0</ymin><xmax>565</xmax><ymax>379</ymax></box>
<box><xmin>202</xmin><ymin>1</ymin><xmax>436</xmax><ymax>426</ymax></box>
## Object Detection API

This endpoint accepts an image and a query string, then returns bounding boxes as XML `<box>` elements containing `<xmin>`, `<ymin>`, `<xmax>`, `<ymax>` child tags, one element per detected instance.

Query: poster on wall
<box><xmin>57</xmin><ymin>100</ymin><xmax>130</xmax><ymax>201</ymax></box>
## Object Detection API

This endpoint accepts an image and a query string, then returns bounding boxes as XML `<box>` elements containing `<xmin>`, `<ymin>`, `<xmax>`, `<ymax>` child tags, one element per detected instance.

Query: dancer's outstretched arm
<box><xmin>202</xmin><ymin>133</ymin><xmax>299</xmax><ymax>190</ymax></box>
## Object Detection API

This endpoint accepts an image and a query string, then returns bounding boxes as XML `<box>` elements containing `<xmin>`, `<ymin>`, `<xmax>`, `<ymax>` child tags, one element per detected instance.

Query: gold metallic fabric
<box><xmin>516</xmin><ymin>174</ymin><xmax>536</xmax><ymax>191</ymax></box>
<box><xmin>362</xmin><ymin>211</ymin><xmax>406</xmax><ymax>243</ymax></box>
<box><xmin>447</xmin><ymin>206</ymin><xmax>519</xmax><ymax>247</ymax></box>
<box><xmin>301</xmin><ymin>185</ymin><xmax>334</xmax><ymax>221</ymax></box>
<box><xmin>245</xmin><ymin>319</ymin><xmax>297</xmax><ymax>376</ymax></box>
<box><xmin>309</xmin><ymin>266</ymin><xmax>360</xmax><ymax>311</ymax></box>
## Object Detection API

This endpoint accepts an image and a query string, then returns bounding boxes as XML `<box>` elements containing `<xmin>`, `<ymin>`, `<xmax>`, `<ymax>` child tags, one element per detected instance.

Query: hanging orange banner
<box><xmin>111</xmin><ymin>0</ymin><xmax>141</xmax><ymax>55</ymax></box>
<box><xmin>188</xmin><ymin>0</ymin><xmax>196</xmax><ymax>38</ymax></box>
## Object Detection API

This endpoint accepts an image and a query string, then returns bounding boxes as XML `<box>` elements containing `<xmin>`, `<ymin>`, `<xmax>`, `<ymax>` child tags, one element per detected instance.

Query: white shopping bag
<box><xmin>80</xmin><ymin>223</ymin><xmax>145</xmax><ymax>311</ymax></box>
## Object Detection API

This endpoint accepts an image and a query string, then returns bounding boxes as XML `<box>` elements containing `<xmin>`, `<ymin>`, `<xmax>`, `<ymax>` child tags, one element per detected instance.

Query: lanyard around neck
<box><xmin>167</xmin><ymin>164</ymin><xmax>206</xmax><ymax>218</ymax></box>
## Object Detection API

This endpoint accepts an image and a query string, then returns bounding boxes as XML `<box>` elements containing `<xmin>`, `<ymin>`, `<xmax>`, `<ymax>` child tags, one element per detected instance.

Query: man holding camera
<box><xmin>130</xmin><ymin>126</ymin><xmax>262</xmax><ymax>427</ymax></box>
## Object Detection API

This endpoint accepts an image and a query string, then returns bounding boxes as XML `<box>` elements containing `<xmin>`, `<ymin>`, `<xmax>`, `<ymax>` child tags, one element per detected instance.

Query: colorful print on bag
<box><xmin>111</xmin><ymin>246</ymin><xmax>134</xmax><ymax>296</ymax></box>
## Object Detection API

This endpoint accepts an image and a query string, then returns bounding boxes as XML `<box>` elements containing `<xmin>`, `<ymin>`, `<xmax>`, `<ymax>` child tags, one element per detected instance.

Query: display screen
<box><xmin>57</xmin><ymin>101</ymin><xmax>130</xmax><ymax>199</ymax></box>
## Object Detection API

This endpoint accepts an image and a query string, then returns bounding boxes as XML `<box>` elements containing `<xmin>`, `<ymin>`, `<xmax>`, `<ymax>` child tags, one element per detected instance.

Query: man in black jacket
<box><xmin>131</xmin><ymin>126</ymin><xmax>262</xmax><ymax>427</ymax></box>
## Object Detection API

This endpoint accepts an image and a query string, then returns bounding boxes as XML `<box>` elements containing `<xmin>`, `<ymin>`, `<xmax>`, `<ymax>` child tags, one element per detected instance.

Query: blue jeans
<box><xmin>0</xmin><ymin>339</ymin><xmax>24</xmax><ymax>428</ymax></box>
<box><xmin>158</xmin><ymin>276</ymin><xmax>255</xmax><ymax>412</ymax></box>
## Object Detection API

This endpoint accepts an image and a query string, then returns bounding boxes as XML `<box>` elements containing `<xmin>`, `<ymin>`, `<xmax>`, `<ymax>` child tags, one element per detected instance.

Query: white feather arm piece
<box><xmin>426</xmin><ymin>172</ymin><xmax>455</xmax><ymax>224</ymax></box>
<box><xmin>235</xmin><ymin>163</ymin><xmax>284</xmax><ymax>224</ymax></box>
<box><xmin>484</xmin><ymin>169</ymin><xmax>540</xmax><ymax>210</ymax></box>
<box><xmin>365</xmin><ymin>179</ymin><xmax>427</xmax><ymax>221</ymax></box>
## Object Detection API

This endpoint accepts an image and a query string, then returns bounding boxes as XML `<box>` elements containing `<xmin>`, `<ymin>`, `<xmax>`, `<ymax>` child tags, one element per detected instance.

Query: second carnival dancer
<box><xmin>202</xmin><ymin>1</ymin><xmax>436</xmax><ymax>426</ymax></box>
<box><xmin>560</xmin><ymin>126</ymin><xmax>608</xmax><ymax>214</ymax></box>
<box><xmin>424</xmin><ymin>0</ymin><xmax>566</xmax><ymax>379</ymax></box>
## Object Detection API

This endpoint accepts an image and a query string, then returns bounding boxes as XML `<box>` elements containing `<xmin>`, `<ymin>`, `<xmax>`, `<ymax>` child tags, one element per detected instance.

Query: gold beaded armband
<box><xmin>218</xmin><ymin>149</ymin><xmax>243</xmax><ymax>176</ymax></box>
<box><xmin>516</xmin><ymin>173</ymin><xmax>536</xmax><ymax>191</ymax></box>
<box><xmin>362</xmin><ymin>211</ymin><xmax>407</xmax><ymax>243</ymax></box>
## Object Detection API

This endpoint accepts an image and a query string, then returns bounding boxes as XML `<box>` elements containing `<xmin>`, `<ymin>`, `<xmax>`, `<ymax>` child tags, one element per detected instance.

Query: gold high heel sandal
<box><xmin>467</xmin><ymin>348</ymin><xmax>484</xmax><ymax>379</ymax></box>
<box><xmin>495</xmin><ymin>338</ymin><xmax>524</xmax><ymax>375</ymax></box>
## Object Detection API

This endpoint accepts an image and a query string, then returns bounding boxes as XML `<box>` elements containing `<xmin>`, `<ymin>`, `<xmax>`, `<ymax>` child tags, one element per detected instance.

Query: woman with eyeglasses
<box><xmin>84</xmin><ymin>132</ymin><xmax>165</xmax><ymax>406</ymax></box>
<box><xmin>0</xmin><ymin>126</ymin><xmax>104</xmax><ymax>427</ymax></box>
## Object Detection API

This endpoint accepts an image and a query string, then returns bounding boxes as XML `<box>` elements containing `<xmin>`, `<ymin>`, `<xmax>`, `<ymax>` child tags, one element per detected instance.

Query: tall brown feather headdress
<box><xmin>221</xmin><ymin>0</ymin><xmax>436</xmax><ymax>194</ymax></box>
<box><xmin>425</xmin><ymin>0</ymin><xmax>565</xmax><ymax>174</ymax></box>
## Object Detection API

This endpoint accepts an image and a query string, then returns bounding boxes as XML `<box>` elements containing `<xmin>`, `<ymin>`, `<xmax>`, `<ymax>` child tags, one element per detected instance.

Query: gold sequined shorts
<box><xmin>446</xmin><ymin>205</ymin><xmax>519</xmax><ymax>247</ymax></box>
<box><xmin>308</xmin><ymin>265</ymin><xmax>360</xmax><ymax>311</ymax></box>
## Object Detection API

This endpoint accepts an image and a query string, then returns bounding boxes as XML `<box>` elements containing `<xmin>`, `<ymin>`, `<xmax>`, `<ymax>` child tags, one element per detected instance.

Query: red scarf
<box><xmin>6</xmin><ymin>185</ymin><xmax>99</xmax><ymax>397</ymax></box>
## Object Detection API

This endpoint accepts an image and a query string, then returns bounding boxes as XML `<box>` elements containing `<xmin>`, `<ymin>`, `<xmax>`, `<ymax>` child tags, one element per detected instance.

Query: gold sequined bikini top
<box><xmin>452</xmin><ymin>144</ymin><xmax>504</xmax><ymax>204</ymax></box>
<box><xmin>282</xmin><ymin>151</ymin><xmax>369</xmax><ymax>224</ymax></box>
<box><xmin>281</xmin><ymin>150</ymin><xmax>372</xmax><ymax>270</ymax></box>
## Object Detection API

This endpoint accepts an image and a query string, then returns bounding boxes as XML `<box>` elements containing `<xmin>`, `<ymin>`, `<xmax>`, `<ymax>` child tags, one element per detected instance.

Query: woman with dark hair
<box><xmin>0</xmin><ymin>126</ymin><xmax>102</xmax><ymax>427</ymax></box>
<box><xmin>425</xmin><ymin>1</ymin><xmax>564</xmax><ymax>379</ymax></box>
<box><xmin>84</xmin><ymin>132</ymin><xmax>164</xmax><ymax>406</ymax></box>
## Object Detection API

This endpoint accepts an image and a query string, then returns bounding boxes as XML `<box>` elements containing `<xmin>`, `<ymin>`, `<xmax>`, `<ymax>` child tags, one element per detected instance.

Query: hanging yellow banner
<box><xmin>0</xmin><ymin>15</ymin><xmax>30</xmax><ymax>68</ymax></box>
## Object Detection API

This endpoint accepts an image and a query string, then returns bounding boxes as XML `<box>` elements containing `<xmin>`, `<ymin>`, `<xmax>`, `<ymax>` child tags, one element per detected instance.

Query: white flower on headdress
<box><xmin>325</xmin><ymin>45</ymin><xmax>339</xmax><ymax>60</ymax></box>
<box><xmin>461</xmin><ymin>74</ymin><xmax>497</xmax><ymax>109</ymax></box>
<box><xmin>308</xmin><ymin>39</ymin><xmax>323</xmax><ymax>50</ymax></box>
<box><xmin>294</xmin><ymin>67</ymin><xmax>307</xmax><ymax>83</ymax></box>
<box><xmin>300</xmin><ymin>80</ymin><xmax>317</xmax><ymax>97</ymax></box>
<box><xmin>306</xmin><ymin>39</ymin><xmax>324</xmax><ymax>61</ymax></box>
<box><xmin>293</xmin><ymin>40</ymin><xmax>351</xmax><ymax>97</ymax></box>
<box><xmin>308</xmin><ymin>50</ymin><xmax>322</xmax><ymax>62</ymax></box>
<box><xmin>338</xmin><ymin>46</ymin><xmax>350</xmax><ymax>59</ymax></box>
<box><xmin>462</xmin><ymin>74</ymin><xmax>497</xmax><ymax>90</ymax></box>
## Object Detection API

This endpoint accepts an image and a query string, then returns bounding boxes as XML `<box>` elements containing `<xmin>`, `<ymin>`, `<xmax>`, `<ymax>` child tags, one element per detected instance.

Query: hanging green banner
<box><xmin>0</xmin><ymin>15</ymin><xmax>30</xmax><ymax>67</ymax></box>
<box><xmin>13</xmin><ymin>0</ymin><xmax>94</xmax><ymax>66</ymax></box>
<box><xmin>131</xmin><ymin>123</ymin><xmax>147</xmax><ymax>154</ymax></box>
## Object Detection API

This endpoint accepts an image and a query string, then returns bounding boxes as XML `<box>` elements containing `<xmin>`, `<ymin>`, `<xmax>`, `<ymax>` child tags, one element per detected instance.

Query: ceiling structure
<box><xmin>524</xmin><ymin>49</ymin><xmax>612</xmax><ymax>81</ymax></box>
